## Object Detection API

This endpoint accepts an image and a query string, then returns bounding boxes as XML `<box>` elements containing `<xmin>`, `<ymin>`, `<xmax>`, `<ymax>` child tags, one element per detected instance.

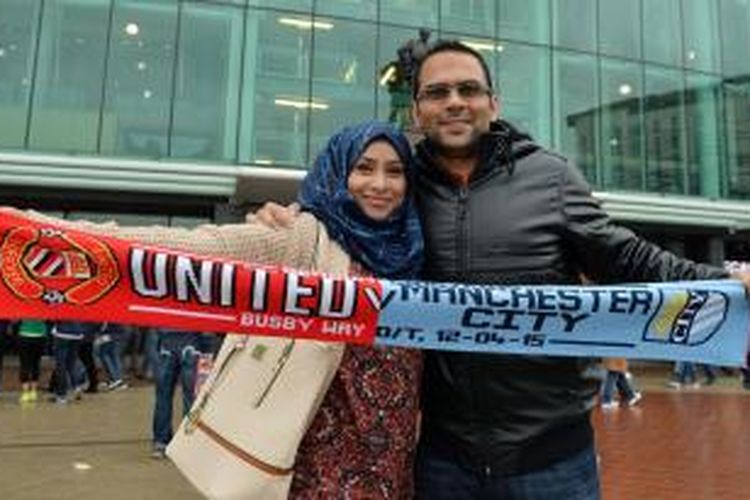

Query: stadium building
<box><xmin>1</xmin><ymin>0</ymin><xmax>749</xmax><ymax>262</ymax></box>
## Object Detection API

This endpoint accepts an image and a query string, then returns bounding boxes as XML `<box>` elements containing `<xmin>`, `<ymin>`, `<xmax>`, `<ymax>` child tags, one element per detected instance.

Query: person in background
<box><xmin>50</xmin><ymin>322</ymin><xmax>98</xmax><ymax>403</ymax></box>
<box><xmin>0</xmin><ymin>320</ymin><xmax>14</xmax><ymax>391</ymax></box>
<box><xmin>668</xmin><ymin>361</ymin><xmax>717</xmax><ymax>389</ymax></box>
<box><xmin>151</xmin><ymin>329</ymin><xmax>216</xmax><ymax>459</ymax></box>
<box><xmin>599</xmin><ymin>358</ymin><xmax>641</xmax><ymax>410</ymax></box>
<box><xmin>137</xmin><ymin>326</ymin><xmax>159</xmax><ymax>381</ymax></box>
<box><xmin>77</xmin><ymin>323</ymin><xmax>99</xmax><ymax>394</ymax></box>
<box><xmin>17</xmin><ymin>319</ymin><xmax>49</xmax><ymax>405</ymax></box>
<box><xmin>95</xmin><ymin>323</ymin><xmax>128</xmax><ymax>391</ymax></box>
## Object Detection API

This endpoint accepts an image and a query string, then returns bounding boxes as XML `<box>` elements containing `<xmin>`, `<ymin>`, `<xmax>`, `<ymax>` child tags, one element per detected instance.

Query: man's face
<box><xmin>411</xmin><ymin>51</ymin><xmax>499</xmax><ymax>157</ymax></box>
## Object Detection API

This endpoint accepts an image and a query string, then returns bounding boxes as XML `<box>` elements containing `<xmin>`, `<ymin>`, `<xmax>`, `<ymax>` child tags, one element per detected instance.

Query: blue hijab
<box><xmin>298</xmin><ymin>121</ymin><xmax>423</xmax><ymax>279</ymax></box>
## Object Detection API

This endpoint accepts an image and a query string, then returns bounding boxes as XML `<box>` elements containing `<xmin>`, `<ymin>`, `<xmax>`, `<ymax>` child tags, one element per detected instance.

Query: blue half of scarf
<box><xmin>298</xmin><ymin>120</ymin><xmax>423</xmax><ymax>279</ymax></box>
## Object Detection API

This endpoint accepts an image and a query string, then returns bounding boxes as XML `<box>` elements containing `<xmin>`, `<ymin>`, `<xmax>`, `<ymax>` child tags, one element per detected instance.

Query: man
<box><xmin>408</xmin><ymin>40</ymin><xmax>750</xmax><ymax>500</ymax></box>
<box><xmin>256</xmin><ymin>40</ymin><xmax>750</xmax><ymax>499</ymax></box>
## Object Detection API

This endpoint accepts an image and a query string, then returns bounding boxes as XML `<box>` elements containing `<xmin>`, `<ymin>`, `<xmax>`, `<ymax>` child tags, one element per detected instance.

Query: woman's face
<box><xmin>347</xmin><ymin>140</ymin><xmax>407</xmax><ymax>221</ymax></box>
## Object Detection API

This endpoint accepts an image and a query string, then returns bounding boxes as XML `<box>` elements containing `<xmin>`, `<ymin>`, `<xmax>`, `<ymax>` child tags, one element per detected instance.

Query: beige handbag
<box><xmin>167</xmin><ymin>334</ymin><xmax>344</xmax><ymax>499</ymax></box>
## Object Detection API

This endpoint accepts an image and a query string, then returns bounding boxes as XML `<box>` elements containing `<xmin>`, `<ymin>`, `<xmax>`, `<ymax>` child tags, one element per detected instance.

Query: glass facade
<box><xmin>1</xmin><ymin>0</ymin><xmax>750</xmax><ymax>201</ymax></box>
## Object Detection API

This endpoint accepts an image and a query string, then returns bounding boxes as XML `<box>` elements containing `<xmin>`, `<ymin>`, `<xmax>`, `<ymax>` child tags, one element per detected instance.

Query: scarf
<box><xmin>298</xmin><ymin>121</ymin><xmax>423</xmax><ymax>279</ymax></box>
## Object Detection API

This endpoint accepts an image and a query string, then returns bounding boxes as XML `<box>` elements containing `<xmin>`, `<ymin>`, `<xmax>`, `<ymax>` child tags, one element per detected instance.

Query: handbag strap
<box><xmin>194</xmin><ymin>420</ymin><xmax>293</xmax><ymax>476</ymax></box>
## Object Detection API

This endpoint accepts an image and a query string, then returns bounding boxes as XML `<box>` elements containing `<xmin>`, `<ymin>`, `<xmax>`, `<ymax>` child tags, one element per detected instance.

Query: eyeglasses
<box><xmin>416</xmin><ymin>80</ymin><xmax>492</xmax><ymax>102</ymax></box>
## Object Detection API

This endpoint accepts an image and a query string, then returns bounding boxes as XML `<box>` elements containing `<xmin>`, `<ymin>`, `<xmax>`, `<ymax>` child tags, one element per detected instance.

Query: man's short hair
<box><xmin>411</xmin><ymin>39</ymin><xmax>495</xmax><ymax>99</ymax></box>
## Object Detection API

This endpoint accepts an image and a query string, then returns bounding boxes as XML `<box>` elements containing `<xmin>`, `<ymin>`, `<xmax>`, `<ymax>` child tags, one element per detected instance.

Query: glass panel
<box><xmin>723</xmin><ymin>81</ymin><xmax>750</xmax><ymax>199</ymax></box>
<box><xmin>380</xmin><ymin>0</ymin><xmax>438</xmax><ymax>29</ymax></box>
<box><xmin>497</xmin><ymin>0</ymin><xmax>549</xmax><ymax>44</ymax></box>
<box><xmin>644</xmin><ymin>66</ymin><xmax>685</xmax><ymax>194</ymax></box>
<box><xmin>643</xmin><ymin>0</ymin><xmax>682</xmax><ymax>67</ymax></box>
<box><xmin>170</xmin><ymin>2</ymin><xmax>243</xmax><ymax>162</ymax></box>
<box><xmin>600</xmin><ymin>59</ymin><xmax>643</xmax><ymax>191</ymax></box>
<box><xmin>239</xmin><ymin>9</ymin><xmax>312</xmax><ymax>167</ymax></box>
<box><xmin>719</xmin><ymin>0</ymin><xmax>750</xmax><ymax>77</ymax></box>
<box><xmin>28</xmin><ymin>0</ymin><xmax>110</xmax><ymax>153</ymax></box>
<box><xmin>309</xmin><ymin>18</ymin><xmax>376</xmax><ymax>158</ymax></box>
<box><xmin>68</xmin><ymin>211</ymin><xmax>168</xmax><ymax>226</ymax></box>
<box><xmin>552</xmin><ymin>0</ymin><xmax>595</xmax><ymax>52</ymax></box>
<box><xmin>100</xmin><ymin>0</ymin><xmax>177</xmax><ymax>159</ymax></box>
<box><xmin>170</xmin><ymin>215</ymin><xmax>212</xmax><ymax>227</ymax></box>
<box><xmin>316</xmin><ymin>0</ymin><xmax>376</xmax><ymax>21</ymax></box>
<box><xmin>441</xmin><ymin>0</ymin><xmax>495</xmax><ymax>38</ymax></box>
<box><xmin>247</xmin><ymin>0</ymin><xmax>312</xmax><ymax>12</ymax></box>
<box><xmin>204</xmin><ymin>0</ymin><xmax>246</xmax><ymax>5</ymax></box>
<box><xmin>0</xmin><ymin>0</ymin><xmax>41</xmax><ymax>149</ymax></box>
<box><xmin>376</xmin><ymin>25</ymin><xmax>421</xmax><ymax>128</ymax></box>
<box><xmin>685</xmin><ymin>73</ymin><xmax>723</xmax><ymax>197</ymax></box>
<box><xmin>682</xmin><ymin>0</ymin><xmax>719</xmax><ymax>72</ymax></box>
<box><xmin>553</xmin><ymin>51</ymin><xmax>599</xmax><ymax>185</ymax></box>
<box><xmin>496</xmin><ymin>42</ymin><xmax>551</xmax><ymax>147</ymax></box>
<box><xmin>599</xmin><ymin>0</ymin><xmax>641</xmax><ymax>59</ymax></box>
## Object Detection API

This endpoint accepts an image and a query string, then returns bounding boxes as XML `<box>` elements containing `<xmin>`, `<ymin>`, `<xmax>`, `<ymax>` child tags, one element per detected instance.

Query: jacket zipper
<box><xmin>457</xmin><ymin>184</ymin><xmax>484</xmax><ymax>461</ymax></box>
<box><xmin>457</xmin><ymin>186</ymin><xmax>469</xmax><ymax>278</ymax></box>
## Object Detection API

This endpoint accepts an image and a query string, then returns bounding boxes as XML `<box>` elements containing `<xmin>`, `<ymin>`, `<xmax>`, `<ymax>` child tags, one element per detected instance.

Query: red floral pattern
<box><xmin>290</xmin><ymin>343</ymin><xmax>422</xmax><ymax>499</ymax></box>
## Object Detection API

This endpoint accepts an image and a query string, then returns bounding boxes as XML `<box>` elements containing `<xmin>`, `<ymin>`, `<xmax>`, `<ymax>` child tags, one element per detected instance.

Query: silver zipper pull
<box><xmin>253</xmin><ymin>340</ymin><xmax>295</xmax><ymax>408</ymax></box>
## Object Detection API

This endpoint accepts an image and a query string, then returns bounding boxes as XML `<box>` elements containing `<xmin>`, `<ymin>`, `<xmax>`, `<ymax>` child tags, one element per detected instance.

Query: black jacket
<box><xmin>415</xmin><ymin>120</ymin><xmax>727</xmax><ymax>473</ymax></box>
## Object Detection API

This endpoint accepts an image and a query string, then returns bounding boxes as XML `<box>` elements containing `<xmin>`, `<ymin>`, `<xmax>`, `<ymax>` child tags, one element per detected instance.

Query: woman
<box><xmin>290</xmin><ymin>122</ymin><xmax>423</xmax><ymax>499</ymax></box>
<box><xmin>10</xmin><ymin>120</ymin><xmax>423</xmax><ymax>498</ymax></box>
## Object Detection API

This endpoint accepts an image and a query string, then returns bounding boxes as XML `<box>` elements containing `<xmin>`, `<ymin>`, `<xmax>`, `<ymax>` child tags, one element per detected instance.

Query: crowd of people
<box><xmin>0</xmin><ymin>320</ymin><xmax>142</xmax><ymax>404</ymax></box>
<box><xmin>0</xmin><ymin>320</ymin><xmax>221</xmax><ymax>458</ymax></box>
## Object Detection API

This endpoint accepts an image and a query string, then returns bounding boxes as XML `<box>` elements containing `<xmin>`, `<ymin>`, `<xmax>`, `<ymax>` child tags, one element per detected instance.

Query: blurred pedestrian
<box><xmin>600</xmin><ymin>358</ymin><xmax>641</xmax><ymax>410</ymax></box>
<box><xmin>17</xmin><ymin>319</ymin><xmax>48</xmax><ymax>405</ymax></box>
<box><xmin>0</xmin><ymin>320</ymin><xmax>15</xmax><ymax>391</ymax></box>
<box><xmin>51</xmin><ymin>321</ymin><xmax>87</xmax><ymax>404</ymax></box>
<box><xmin>151</xmin><ymin>329</ymin><xmax>214</xmax><ymax>458</ymax></box>
<box><xmin>95</xmin><ymin>323</ymin><xmax>128</xmax><ymax>391</ymax></box>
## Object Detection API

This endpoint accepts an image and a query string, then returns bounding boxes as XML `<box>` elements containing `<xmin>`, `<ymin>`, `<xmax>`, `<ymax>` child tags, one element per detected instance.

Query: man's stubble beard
<box><xmin>430</xmin><ymin>130</ymin><xmax>483</xmax><ymax>160</ymax></box>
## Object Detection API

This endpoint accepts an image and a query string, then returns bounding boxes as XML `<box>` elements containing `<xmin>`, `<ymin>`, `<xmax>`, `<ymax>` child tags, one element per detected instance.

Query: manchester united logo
<box><xmin>0</xmin><ymin>226</ymin><xmax>119</xmax><ymax>305</ymax></box>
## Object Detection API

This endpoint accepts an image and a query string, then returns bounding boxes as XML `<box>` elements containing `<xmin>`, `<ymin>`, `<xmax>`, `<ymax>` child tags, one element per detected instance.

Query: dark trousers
<box><xmin>152</xmin><ymin>344</ymin><xmax>198</xmax><ymax>445</ymax></box>
<box><xmin>0</xmin><ymin>328</ymin><xmax>16</xmax><ymax>388</ymax></box>
<box><xmin>415</xmin><ymin>442</ymin><xmax>600</xmax><ymax>500</ymax></box>
<box><xmin>53</xmin><ymin>337</ymin><xmax>81</xmax><ymax>397</ymax></box>
<box><xmin>19</xmin><ymin>337</ymin><xmax>45</xmax><ymax>383</ymax></box>
<box><xmin>77</xmin><ymin>340</ymin><xmax>98</xmax><ymax>389</ymax></box>
<box><xmin>601</xmin><ymin>371</ymin><xmax>637</xmax><ymax>403</ymax></box>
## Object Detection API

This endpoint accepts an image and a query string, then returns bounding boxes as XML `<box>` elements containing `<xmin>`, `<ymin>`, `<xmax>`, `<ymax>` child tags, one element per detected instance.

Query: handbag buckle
<box><xmin>185</xmin><ymin>407</ymin><xmax>202</xmax><ymax>435</ymax></box>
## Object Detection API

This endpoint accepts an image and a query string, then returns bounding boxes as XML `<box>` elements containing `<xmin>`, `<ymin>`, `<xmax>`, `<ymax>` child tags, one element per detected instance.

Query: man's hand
<box><xmin>731</xmin><ymin>271</ymin><xmax>750</xmax><ymax>296</ymax></box>
<box><xmin>248</xmin><ymin>202</ymin><xmax>300</xmax><ymax>229</ymax></box>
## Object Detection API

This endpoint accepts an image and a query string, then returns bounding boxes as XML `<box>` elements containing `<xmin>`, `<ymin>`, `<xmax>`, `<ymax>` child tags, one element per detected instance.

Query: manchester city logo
<box><xmin>643</xmin><ymin>289</ymin><xmax>728</xmax><ymax>346</ymax></box>
<box><xmin>0</xmin><ymin>225</ymin><xmax>120</xmax><ymax>305</ymax></box>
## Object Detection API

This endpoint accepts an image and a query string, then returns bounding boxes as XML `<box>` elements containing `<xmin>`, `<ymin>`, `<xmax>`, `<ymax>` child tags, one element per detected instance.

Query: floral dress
<box><xmin>291</xmin><ymin>266</ymin><xmax>423</xmax><ymax>499</ymax></box>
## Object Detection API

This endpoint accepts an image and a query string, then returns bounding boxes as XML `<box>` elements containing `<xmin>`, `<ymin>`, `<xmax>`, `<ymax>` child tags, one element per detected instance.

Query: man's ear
<box><xmin>491</xmin><ymin>93</ymin><xmax>500</xmax><ymax>121</ymax></box>
<box><xmin>410</xmin><ymin>101</ymin><xmax>422</xmax><ymax>130</ymax></box>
